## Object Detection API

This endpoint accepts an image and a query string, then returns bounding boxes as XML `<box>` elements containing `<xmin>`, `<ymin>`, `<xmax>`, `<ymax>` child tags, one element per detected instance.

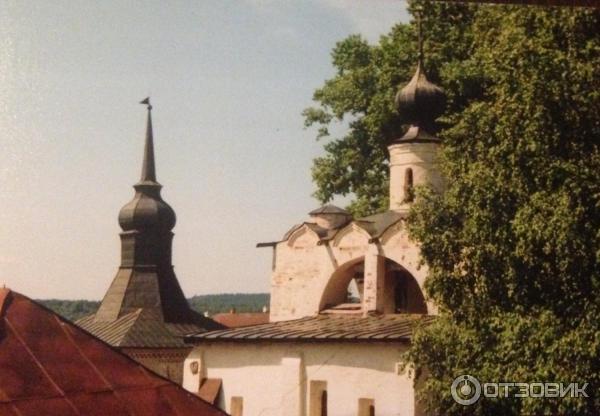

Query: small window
<box><xmin>403</xmin><ymin>168</ymin><xmax>414</xmax><ymax>202</ymax></box>
<box><xmin>309</xmin><ymin>380</ymin><xmax>327</xmax><ymax>416</ymax></box>
<box><xmin>358</xmin><ymin>398</ymin><xmax>375</xmax><ymax>416</ymax></box>
<box><xmin>230</xmin><ymin>396</ymin><xmax>243</xmax><ymax>416</ymax></box>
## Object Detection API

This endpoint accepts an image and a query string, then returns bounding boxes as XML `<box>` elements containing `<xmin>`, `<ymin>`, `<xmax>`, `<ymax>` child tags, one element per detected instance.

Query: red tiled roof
<box><xmin>0</xmin><ymin>288</ymin><xmax>227</xmax><ymax>416</ymax></box>
<box><xmin>187</xmin><ymin>313</ymin><xmax>434</xmax><ymax>343</ymax></box>
<box><xmin>211</xmin><ymin>312</ymin><xmax>270</xmax><ymax>328</ymax></box>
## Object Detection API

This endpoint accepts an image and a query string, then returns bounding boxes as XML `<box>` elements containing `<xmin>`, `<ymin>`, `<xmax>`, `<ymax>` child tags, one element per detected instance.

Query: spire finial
<box><xmin>140</xmin><ymin>96</ymin><xmax>152</xmax><ymax>111</ymax></box>
<box><xmin>139</xmin><ymin>97</ymin><xmax>156</xmax><ymax>183</ymax></box>
<box><xmin>415</xmin><ymin>5</ymin><xmax>424</xmax><ymax>67</ymax></box>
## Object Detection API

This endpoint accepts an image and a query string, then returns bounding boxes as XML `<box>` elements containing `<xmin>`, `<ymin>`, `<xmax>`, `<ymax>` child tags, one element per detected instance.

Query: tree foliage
<box><xmin>306</xmin><ymin>1</ymin><xmax>600</xmax><ymax>414</ymax></box>
<box><xmin>304</xmin><ymin>1</ymin><xmax>478</xmax><ymax>216</ymax></box>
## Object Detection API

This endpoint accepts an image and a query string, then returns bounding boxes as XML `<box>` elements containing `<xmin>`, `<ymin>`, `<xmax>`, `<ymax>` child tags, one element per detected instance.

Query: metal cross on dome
<box><xmin>414</xmin><ymin>5</ymin><xmax>424</xmax><ymax>65</ymax></box>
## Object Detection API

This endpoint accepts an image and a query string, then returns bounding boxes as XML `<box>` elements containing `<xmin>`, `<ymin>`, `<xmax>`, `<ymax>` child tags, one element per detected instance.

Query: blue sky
<box><xmin>0</xmin><ymin>0</ymin><xmax>409</xmax><ymax>299</ymax></box>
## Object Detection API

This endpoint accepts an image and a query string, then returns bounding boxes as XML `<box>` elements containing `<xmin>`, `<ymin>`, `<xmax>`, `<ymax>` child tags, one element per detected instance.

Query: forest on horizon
<box><xmin>38</xmin><ymin>293</ymin><xmax>270</xmax><ymax>322</ymax></box>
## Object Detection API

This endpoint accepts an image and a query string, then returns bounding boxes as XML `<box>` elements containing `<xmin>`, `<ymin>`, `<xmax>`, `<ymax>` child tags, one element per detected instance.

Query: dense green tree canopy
<box><xmin>304</xmin><ymin>1</ymin><xmax>478</xmax><ymax>216</ymax></box>
<box><xmin>305</xmin><ymin>1</ymin><xmax>600</xmax><ymax>414</ymax></box>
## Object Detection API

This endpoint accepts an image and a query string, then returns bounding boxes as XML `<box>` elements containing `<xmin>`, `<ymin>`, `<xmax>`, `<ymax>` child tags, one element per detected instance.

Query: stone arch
<box><xmin>382</xmin><ymin>258</ymin><xmax>427</xmax><ymax>314</ymax></box>
<box><xmin>319</xmin><ymin>256</ymin><xmax>427</xmax><ymax>314</ymax></box>
<box><xmin>331</xmin><ymin>222</ymin><xmax>371</xmax><ymax>248</ymax></box>
<box><xmin>319</xmin><ymin>256</ymin><xmax>365</xmax><ymax>310</ymax></box>
<box><xmin>286</xmin><ymin>225</ymin><xmax>319</xmax><ymax>248</ymax></box>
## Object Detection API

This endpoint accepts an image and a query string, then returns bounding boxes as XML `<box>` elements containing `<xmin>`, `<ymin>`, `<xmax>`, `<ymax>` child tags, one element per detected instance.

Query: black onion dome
<box><xmin>118</xmin><ymin>190</ymin><xmax>176</xmax><ymax>232</ymax></box>
<box><xmin>395</xmin><ymin>61</ymin><xmax>446</xmax><ymax>129</ymax></box>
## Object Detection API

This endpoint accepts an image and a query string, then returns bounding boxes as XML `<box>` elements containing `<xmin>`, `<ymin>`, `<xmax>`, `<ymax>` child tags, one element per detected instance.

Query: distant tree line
<box><xmin>39</xmin><ymin>299</ymin><xmax>100</xmax><ymax>321</ymax></box>
<box><xmin>38</xmin><ymin>293</ymin><xmax>270</xmax><ymax>322</ymax></box>
<box><xmin>187</xmin><ymin>293</ymin><xmax>270</xmax><ymax>315</ymax></box>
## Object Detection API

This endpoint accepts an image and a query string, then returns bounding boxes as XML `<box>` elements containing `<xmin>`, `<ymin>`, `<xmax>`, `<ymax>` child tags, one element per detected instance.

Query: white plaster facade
<box><xmin>388</xmin><ymin>141</ymin><xmax>443</xmax><ymax>212</ymax></box>
<box><xmin>269</xmin><ymin>219</ymin><xmax>435</xmax><ymax>322</ymax></box>
<box><xmin>183</xmin><ymin>342</ymin><xmax>422</xmax><ymax>416</ymax></box>
<box><xmin>268</xmin><ymin>139</ymin><xmax>441</xmax><ymax>322</ymax></box>
<box><xmin>184</xmin><ymin>135</ymin><xmax>441</xmax><ymax>416</ymax></box>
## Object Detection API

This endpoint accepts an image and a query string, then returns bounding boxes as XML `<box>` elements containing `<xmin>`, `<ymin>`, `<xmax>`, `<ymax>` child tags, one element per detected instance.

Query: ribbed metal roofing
<box><xmin>186</xmin><ymin>313</ymin><xmax>434</xmax><ymax>343</ymax></box>
<box><xmin>274</xmin><ymin>210</ymin><xmax>407</xmax><ymax>246</ymax></box>
<box><xmin>308</xmin><ymin>205</ymin><xmax>351</xmax><ymax>216</ymax></box>
<box><xmin>77</xmin><ymin>309</ymin><xmax>222</xmax><ymax>348</ymax></box>
<box><xmin>211</xmin><ymin>312</ymin><xmax>270</xmax><ymax>328</ymax></box>
<box><xmin>0</xmin><ymin>288</ymin><xmax>226</xmax><ymax>416</ymax></box>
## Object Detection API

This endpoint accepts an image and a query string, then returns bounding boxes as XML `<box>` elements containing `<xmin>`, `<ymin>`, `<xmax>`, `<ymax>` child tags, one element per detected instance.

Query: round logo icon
<box><xmin>451</xmin><ymin>375</ymin><xmax>481</xmax><ymax>405</ymax></box>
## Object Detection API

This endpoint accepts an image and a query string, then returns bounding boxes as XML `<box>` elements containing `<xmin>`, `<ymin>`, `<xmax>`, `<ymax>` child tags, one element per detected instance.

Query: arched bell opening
<box><xmin>319</xmin><ymin>256</ymin><xmax>427</xmax><ymax>314</ymax></box>
<box><xmin>382</xmin><ymin>259</ymin><xmax>427</xmax><ymax>314</ymax></box>
<box><xmin>319</xmin><ymin>257</ymin><xmax>365</xmax><ymax>311</ymax></box>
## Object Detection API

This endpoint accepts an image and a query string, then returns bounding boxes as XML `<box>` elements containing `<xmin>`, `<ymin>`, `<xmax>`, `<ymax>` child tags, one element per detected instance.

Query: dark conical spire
<box><xmin>139</xmin><ymin>97</ymin><xmax>157</xmax><ymax>184</ymax></box>
<box><xmin>83</xmin><ymin>99</ymin><xmax>222</xmax><ymax>349</ymax></box>
<box><xmin>393</xmin><ymin>7</ymin><xmax>446</xmax><ymax>142</ymax></box>
<box><xmin>119</xmin><ymin>99</ymin><xmax>175</xmax><ymax>233</ymax></box>
<box><xmin>94</xmin><ymin>99</ymin><xmax>189</xmax><ymax>323</ymax></box>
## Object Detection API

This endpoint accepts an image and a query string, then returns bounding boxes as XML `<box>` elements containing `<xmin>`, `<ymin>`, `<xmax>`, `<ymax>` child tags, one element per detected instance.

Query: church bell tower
<box><xmin>78</xmin><ymin>99</ymin><xmax>221</xmax><ymax>383</ymax></box>
<box><xmin>388</xmin><ymin>10</ymin><xmax>446</xmax><ymax>211</ymax></box>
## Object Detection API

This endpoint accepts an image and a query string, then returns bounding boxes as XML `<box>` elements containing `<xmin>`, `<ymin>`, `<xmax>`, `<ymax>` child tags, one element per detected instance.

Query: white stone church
<box><xmin>180</xmin><ymin>32</ymin><xmax>446</xmax><ymax>416</ymax></box>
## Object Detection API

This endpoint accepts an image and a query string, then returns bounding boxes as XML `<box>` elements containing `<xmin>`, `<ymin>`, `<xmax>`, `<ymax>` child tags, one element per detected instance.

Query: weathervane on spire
<box><xmin>140</xmin><ymin>97</ymin><xmax>152</xmax><ymax>111</ymax></box>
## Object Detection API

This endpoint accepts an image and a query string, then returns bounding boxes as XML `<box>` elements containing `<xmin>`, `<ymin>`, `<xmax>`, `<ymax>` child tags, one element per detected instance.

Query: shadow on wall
<box><xmin>197</xmin><ymin>342</ymin><xmax>407</xmax><ymax>373</ymax></box>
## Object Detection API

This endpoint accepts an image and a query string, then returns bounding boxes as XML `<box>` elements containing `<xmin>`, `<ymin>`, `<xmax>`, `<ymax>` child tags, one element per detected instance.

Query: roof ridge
<box><xmin>0</xmin><ymin>288</ymin><xmax>13</xmax><ymax>319</ymax></box>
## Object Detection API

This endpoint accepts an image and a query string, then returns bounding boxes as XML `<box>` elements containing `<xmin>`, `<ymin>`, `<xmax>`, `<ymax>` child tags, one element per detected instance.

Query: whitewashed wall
<box><xmin>183</xmin><ymin>341</ymin><xmax>422</xmax><ymax>416</ymax></box>
<box><xmin>269</xmin><ymin>220</ymin><xmax>435</xmax><ymax>322</ymax></box>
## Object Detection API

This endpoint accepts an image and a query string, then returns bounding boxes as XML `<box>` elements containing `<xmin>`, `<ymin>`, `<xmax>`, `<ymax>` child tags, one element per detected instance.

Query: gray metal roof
<box><xmin>185</xmin><ymin>314</ymin><xmax>434</xmax><ymax>343</ymax></box>
<box><xmin>274</xmin><ymin>210</ymin><xmax>406</xmax><ymax>246</ymax></box>
<box><xmin>77</xmin><ymin>309</ymin><xmax>222</xmax><ymax>348</ymax></box>
<box><xmin>354</xmin><ymin>210</ymin><xmax>407</xmax><ymax>240</ymax></box>
<box><xmin>308</xmin><ymin>205</ymin><xmax>351</xmax><ymax>216</ymax></box>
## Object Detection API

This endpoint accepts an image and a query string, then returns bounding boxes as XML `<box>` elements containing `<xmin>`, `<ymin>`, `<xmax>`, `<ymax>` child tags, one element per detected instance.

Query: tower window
<box><xmin>403</xmin><ymin>168</ymin><xmax>414</xmax><ymax>202</ymax></box>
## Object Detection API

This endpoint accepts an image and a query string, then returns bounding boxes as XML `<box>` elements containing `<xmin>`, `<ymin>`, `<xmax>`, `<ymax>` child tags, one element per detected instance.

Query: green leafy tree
<box><xmin>305</xmin><ymin>1</ymin><xmax>600</xmax><ymax>414</ymax></box>
<box><xmin>303</xmin><ymin>1</ymin><xmax>477</xmax><ymax>216</ymax></box>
